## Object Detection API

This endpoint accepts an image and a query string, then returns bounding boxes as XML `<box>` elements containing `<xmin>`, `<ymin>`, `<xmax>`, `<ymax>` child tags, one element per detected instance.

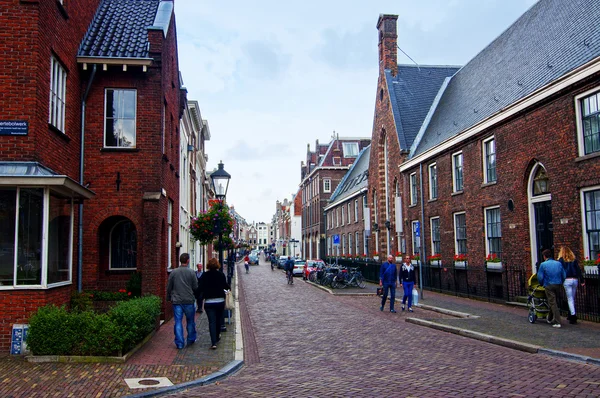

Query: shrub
<box><xmin>27</xmin><ymin>296</ymin><xmax>161</xmax><ymax>356</ymax></box>
<box><xmin>70</xmin><ymin>291</ymin><xmax>94</xmax><ymax>312</ymax></box>
<box><xmin>126</xmin><ymin>272</ymin><xmax>142</xmax><ymax>297</ymax></box>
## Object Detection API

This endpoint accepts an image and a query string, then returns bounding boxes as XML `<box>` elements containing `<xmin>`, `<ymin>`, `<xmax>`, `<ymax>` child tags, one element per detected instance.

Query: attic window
<box><xmin>343</xmin><ymin>143</ymin><xmax>359</xmax><ymax>158</ymax></box>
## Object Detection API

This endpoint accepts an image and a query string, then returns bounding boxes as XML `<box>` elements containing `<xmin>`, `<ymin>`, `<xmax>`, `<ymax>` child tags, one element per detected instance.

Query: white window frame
<box><xmin>454</xmin><ymin>212</ymin><xmax>467</xmax><ymax>255</ymax></box>
<box><xmin>355</xmin><ymin>231</ymin><xmax>360</xmax><ymax>255</ymax></box>
<box><xmin>452</xmin><ymin>151</ymin><xmax>463</xmax><ymax>193</ymax></box>
<box><xmin>343</xmin><ymin>142</ymin><xmax>359</xmax><ymax>158</ymax></box>
<box><xmin>410</xmin><ymin>172</ymin><xmax>417</xmax><ymax>206</ymax></box>
<box><xmin>575</xmin><ymin>87</ymin><xmax>600</xmax><ymax>157</ymax></box>
<box><xmin>49</xmin><ymin>56</ymin><xmax>67</xmax><ymax>133</ymax></box>
<box><xmin>324</xmin><ymin>178</ymin><xmax>331</xmax><ymax>193</ymax></box>
<box><xmin>581</xmin><ymin>185</ymin><xmax>600</xmax><ymax>262</ymax></box>
<box><xmin>104</xmin><ymin>88</ymin><xmax>137</xmax><ymax>148</ymax></box>
<box><xmin>430</xmin><ymin>217</ymin><xmax>440</xmax><ymax>255</ymax></box>
<box><xmin>482</xmin><ymin>137</ymin><xmax>496</xmax><ymax>184</ymax></box>
<box><xmin>167</xmin><ymin>200</ymin><xmax>173</xmax><ymax>270</ymax></box>
<box><xmin>354</xmin><ymin>199</ymin><xmax>359</xmax><ymax>223</ymax></box>
<box><xmin>348</xmin><ymin>233</ymin><xmax>353</xmax><ymax>256</ymax></box>
<box><xmin>484</xmin><ymin>206</ymin><xmax>502</xmax><ymax>257</ymax></box>
<box><xmin>341</xmin><ymin>234</ymin><xmax>345</xmax><ymax>256</ymax></box>
<box><xmin>341</xmin><ymin>206</ymin><xmax>345</xmax><ymax>225</ymax></box>
<box><xmin>336</xmin><ymin>208</ymin><xmax>339</xmax><ymax>227</ymax></box>
<box><xmin>348</xmin><ymin>202</ymin><xmax>352</xmax><ymax>224</ymax></box>
<box><xmin>429</xmin><ymin>163</ymin><xmax>438</xmax><ymax>200</ymax></box>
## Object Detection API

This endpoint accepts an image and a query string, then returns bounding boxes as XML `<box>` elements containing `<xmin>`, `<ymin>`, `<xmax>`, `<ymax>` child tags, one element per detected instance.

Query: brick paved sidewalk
<box><xmin>311</xmin><ymin>279</ymin><xmax>600</xmax><ymax>362</ymax></box>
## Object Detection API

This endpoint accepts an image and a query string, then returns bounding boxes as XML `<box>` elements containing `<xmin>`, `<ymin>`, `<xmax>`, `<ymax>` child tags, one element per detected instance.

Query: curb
<box><xmin>416</xmin><ymin>304</ymin><xmax>480</xmax><ymax>319</ymax></box>
<box><xmin>538</xmin><ymin>348</ymin><xmax>600</xmax><ymax>366</ymax></box>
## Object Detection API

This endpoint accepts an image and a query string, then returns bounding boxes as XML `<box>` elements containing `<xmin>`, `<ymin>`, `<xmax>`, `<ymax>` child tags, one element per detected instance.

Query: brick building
<box><xmin>324</xmin><ymin>146</ymin><xmax>370</xmax><ymax>258</ymax></box>
<box><xmin>371</xmin><ymin>0</ymin><xmax>600</xmax><ymax>297</ymax></box>
<box><xmin>300</xmin><ymin>136</ymin><xmax>370</xmax><ymax>259</ymax></box>
<box><xmin>0</xmin><ymin>0</ymin><xmax>184</xmax><ymax>350</ymax></box>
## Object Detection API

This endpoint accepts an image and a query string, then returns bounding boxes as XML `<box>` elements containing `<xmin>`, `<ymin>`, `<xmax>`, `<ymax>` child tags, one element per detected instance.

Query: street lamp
<box><xmin>210</xmin><ymin>161</ymin><xmax>231</xmax><ymax>271</ymax></box>
<box><xmin>290</xmin><ymin>238</ymin><xmax>299</xmax><ymax>258</ymax></box>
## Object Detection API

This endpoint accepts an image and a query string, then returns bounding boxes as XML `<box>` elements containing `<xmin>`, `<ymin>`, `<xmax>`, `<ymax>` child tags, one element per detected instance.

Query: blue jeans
<box><xmin>173</xmin><ymin>303</ymin><xmax>197</xmax><ymax>348</ymax></box>
<box><xmin>204</xmin><ymin>302</ymin><xmax>225</xmax><ymax>346</ymax></box>
<box><xmin>402</xmin><ymin>281</ymin><xmax>414</xmax><ymax>308</ymax></box>
<box><xmin>381</xmin><ymin>283</ymin><xmax>396</xmax><ymax>310</ymax></box>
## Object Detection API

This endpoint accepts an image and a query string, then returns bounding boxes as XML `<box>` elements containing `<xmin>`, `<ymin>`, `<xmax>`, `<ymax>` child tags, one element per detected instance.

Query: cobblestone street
<box><xmin>168</xmin><ymin>260</ymin><xmax>600</xmax><ymax>397</ymax></box>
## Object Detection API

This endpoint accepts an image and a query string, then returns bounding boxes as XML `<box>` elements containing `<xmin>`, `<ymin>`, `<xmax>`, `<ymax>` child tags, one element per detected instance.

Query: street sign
<box><xmin>415</xmin><ymin>221</ymin><xmax>420</xmax><ymax>237</ymax></box>
<box><xmin>332</xmin><ymin>234</ymin><xmax>340</xmax><ymax>246</ymax></box>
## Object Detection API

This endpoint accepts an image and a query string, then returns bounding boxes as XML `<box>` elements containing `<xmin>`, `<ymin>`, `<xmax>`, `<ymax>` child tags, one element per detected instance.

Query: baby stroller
<box><xmin>527</xmin><ymin>273</ymin><xmax>550</xmax><ymax>323</ymax></box>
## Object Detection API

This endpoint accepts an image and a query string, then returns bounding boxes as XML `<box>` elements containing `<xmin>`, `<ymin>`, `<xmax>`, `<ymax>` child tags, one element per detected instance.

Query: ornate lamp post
<box><xmin>210</xmin><ymin>161</ymin><xmax>231</xmax><ymax>271</ymax></box>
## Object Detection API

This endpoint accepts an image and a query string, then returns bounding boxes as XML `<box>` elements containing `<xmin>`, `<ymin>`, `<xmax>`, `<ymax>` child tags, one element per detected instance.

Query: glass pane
<box><xmin>0</xmin><ymin>188</ymin><xmax>16</xmax><ymax>286</ymax></box>
<box><xmin>47</xmin><ymin>195</ymin><xmax>72</xmax><ymax>284</ymax></box>
<box><xmin>590</xmin><ymin>94</ymin><xmax>598</xmax><ymax>114</ymax></box>
<box><xmin>105</xmin><ymin>119</ymin><xmax>117</xmax><ymax>147</ymax></box>
<box><xmin>110</xmin><ymin>220</ymin><xmax>137</xmax><ymax>269</ymax></box>
<box><xmin>106</xmin><ymin>90</ymin><xmax>115</xmax><ymax>119</ymax></box>
<box><xmin>119</xmin><ymin>119</ymin><xmax>136</xmax><ymax>147</ymax></box>
<box><xmin>121</xmin><ymin>90</ymin><xmax>136</xmax><ymax>119</ymax></box>
<box><xmin>17</xmin><ymin>188</ymin><xmax>43</xmax><ymax>285</ymax></box>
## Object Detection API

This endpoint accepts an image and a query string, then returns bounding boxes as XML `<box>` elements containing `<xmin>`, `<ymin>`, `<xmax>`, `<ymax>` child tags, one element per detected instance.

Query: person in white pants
<box><xmin>557</xmin><ymin>246</ymin><xmax>585</xmax><ymax>324</ymax></box>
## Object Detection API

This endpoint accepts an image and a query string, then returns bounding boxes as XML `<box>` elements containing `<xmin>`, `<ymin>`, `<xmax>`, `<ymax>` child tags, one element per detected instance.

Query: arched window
<box><xmin>110</xmin><ymin>220</ymin><xmax>137</xmax><ymax>270</ymax></box>
<box><xmin>532</xmin><ymin>166</ymin><xmax>550</xmax><ymax>196</ymax></box>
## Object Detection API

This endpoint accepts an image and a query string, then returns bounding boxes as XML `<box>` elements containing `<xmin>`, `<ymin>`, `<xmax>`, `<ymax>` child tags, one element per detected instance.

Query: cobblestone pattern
<box><xmin>171</xmin><ymin>261</ymin><xmax>600</xmax><ymax>397</ymax></box>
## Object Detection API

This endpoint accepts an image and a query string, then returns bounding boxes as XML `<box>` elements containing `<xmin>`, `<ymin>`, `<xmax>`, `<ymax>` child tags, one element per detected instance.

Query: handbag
<box><xmin>225</xmin><ymin>290</ymin><xmax>234</xmax><ymax>310</ymax></box>
<box><xmin>376</xmin><ymin>287</ymin><xmax>383</xmax><ymax>296</ymax></box>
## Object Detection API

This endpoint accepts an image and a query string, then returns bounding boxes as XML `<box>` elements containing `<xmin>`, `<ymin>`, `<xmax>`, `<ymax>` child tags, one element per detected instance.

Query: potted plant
<box><xmin>373</xmin><ymin>252</ymin><xmax>379</xmax><ymax>261</ymax></box>
<box><xmin>486</xmin><ymin>253</ymin><xmax>502</xmax><ymax>270</ymax></box>
<box><xmin>454</xmin><ymin>253</ymin><xmax>467</xmax><ymax>268</ymax></box>
<box><xmin>411</xmin><ymin>253</ymin><xmax>420</xmax><ymax>265</ymax></box>
<box><xmin>428</xmin><ymin>253</ymin><xmax>442</xmax><ymax>267</ymax></box>
<box><xmin>582</xmin><ymin>255</ymin><xmax>600</xmax><ymax>274</ymax></box>
<box><xmin>395</xmin><ymin>251</ymin><xmax>402</xmax><ymax>262</ymax></box>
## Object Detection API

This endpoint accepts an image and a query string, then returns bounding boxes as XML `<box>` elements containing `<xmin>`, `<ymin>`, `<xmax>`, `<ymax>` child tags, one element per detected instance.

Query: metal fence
<box><xmin>325</xmin><ymin>257</ymin><xmax>600</xmax><ymax>322</ymax></box>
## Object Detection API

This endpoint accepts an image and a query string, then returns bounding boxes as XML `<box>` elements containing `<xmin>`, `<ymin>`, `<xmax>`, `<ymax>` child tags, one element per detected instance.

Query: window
<box><xmin>110</xmin><ymin>220</ymin><xmax>137</xmax><ymax>270</ymax></box>
<box><xmin>483</xmin><ymin>137</ymin><xmax>496</xmax><ymax>183</ymax></box>
<box><xmin>348</xmin><ymin>203</ymin><xmax>352</xmax><ymax>224</ymax></box>
<box><xmin>327</xmin><ymin>236</ymin><xmax>331</xmax><ymax>256</ymax></box>
<box><xmin>49</xmin><ymin>56</ymin><xmax>67</xmax><ymax>132</ymax></box>
<box><xmin>485</xmin><ymin>207</ymin><xmax>502</xmax><ymax>258</ymax></box>
<box><xmin>355</xmin><ymin>231</ymin><xmax>360</xmax><ymax>255</ymax></box>
<box><xmin>578</xmin><ymin>90</ymin><xmax>600</xmax><ymax>155</ymax></box>
<box><xmin>348</xmin><ymin>233</ymin><xmax>353</xmax><ymax>256</ymax></box>
<box><xmin>411</xmin><ymin>220</ymin><xmax>420</xmax><ymax>255</ymax></box>
<box><xmin>167</xmin><ymin>200</ymin><xmax>173</xmax><ymax>270</ymax></box>
<box><xmin>583</xmin><ymin>188</ymin><xmax>600</xmax><ymax>260</ymax></box>
<box><xmin>105</xmin><ymin>89</ymin><xmax>137</xmax><ymax>148</ymax></box>
<box><xmin>430</xmin><ymin>217</ymin><xmax>440</xmax><ymax>255</ymax></box>
<box><xmin>341</xmin><ymin>234</ymin><xmax>345</xmax><ymax>255</ymax></box>
<box><xmin>453</xmin><ymin>152</ymin><xmax>463</xmax><ymax>192</ymax></box>
<box><xmin>324</xmin><ymin>179</ymin><xmax>331</xmax><ymax>193</ymax></box>
<box><xmin>429</xmin><ymin>163</ymin><xmax>438</xmax><ymax>200</ymax></box>
<box><xmin>454</xmin><ymin>212</ymin><xmax>467</xmax><ymax>255</ymax></box>
<box><xmin>410</xmin><ymin>173</ymin><xmax>417</xmax><ymax>206</ymax></box>
<box><xmin>341</xmin><ymin>206</ymin><xmax>345</xmax><ymax>225</ymax></box>
<box><xmin>354</xmin><ymin>199</ymin><xmax>359</xmax><ymax>222</ymax></box>
<box><xmin>343</xmin><ymin>142</ymin><xmax>359</xmax><ymax>158</ymax></box>
<box><xmin>336</xmin><ymin>208</ymin><xmax>339</xmax><ymax>227</ymax></box>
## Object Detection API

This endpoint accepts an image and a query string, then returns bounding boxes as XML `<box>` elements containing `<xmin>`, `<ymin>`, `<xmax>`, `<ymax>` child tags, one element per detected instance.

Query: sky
<box><xmin>173</xmin><ymin>0</ymin><xmax>537</xmax><ymax>224</ymax></box>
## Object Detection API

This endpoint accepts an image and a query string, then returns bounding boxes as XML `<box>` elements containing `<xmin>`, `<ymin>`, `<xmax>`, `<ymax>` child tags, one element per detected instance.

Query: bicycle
<box><xmin>286</xmin><ymin>269</ymin><xmax>294</xmax><ymax>285</ymax></box>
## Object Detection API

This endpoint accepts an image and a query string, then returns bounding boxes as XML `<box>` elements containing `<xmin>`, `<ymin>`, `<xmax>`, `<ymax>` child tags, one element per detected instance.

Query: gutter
<box><xmin>78</xmin><ymin>64</ymin><xmax>97</xmax><ymax>292</ymax></box>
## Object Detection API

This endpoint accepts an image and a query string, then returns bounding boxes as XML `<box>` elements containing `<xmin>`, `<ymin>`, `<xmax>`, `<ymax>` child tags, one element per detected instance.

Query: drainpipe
<box><xmin>78</xmin><ymin>64</ymin><xmax>97</xmax><ymax>292</ymax></box>
<box><xmin>419</xmin><ymin>163</ymin><xmax>426</xmax><ymax>300</ymax></box>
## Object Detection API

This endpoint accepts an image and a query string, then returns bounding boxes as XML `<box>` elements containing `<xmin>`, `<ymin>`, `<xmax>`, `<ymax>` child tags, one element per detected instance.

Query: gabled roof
<box><xmin>78</xmin><ymin>0</ymin><xmax>170</xmax><ymax>60</ymax></box>
<box><xmin>328</xmin><ymin>146</ymin><xmax>370</xmax><ymax>206</ymax></box>
<box><xmin>412</xmin><ymin>0</ymin><xmax>600</xmax><ymax>157</ymax></box>
<box><xmin>387</xmin><ymin>65</ymin><xmax>460</xmax><ymax>150</ymax></box>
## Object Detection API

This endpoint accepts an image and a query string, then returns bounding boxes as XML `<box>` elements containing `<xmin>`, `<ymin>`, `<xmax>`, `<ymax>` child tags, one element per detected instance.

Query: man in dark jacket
<box><xmin>285</xmin><ymin>256</ymin><xmax>295</xmax><ymax>284</ymax></box>
<box><xmin>379</xmin><ymin>255</ymin><xmax>398</xmax><ymax>313</ymax></box>
<box><xmin>167</xmin><ymin>253</ymin><xmax>198</xmax><ymax>349</ymax></box>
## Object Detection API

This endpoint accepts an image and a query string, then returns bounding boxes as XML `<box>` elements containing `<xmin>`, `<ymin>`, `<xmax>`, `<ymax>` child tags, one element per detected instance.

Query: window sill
<box><xmin>428</xmin><ymin>198</ymin><xmax>438</xmax><ymax>203</ymax></box>
<box><xmin>48</xmin><ymin>123</ymin><xmax>70</xmax><ymax>142</ymax></box>
<box><xmin>481</xmin><ymin>181</ymin><xmax>497</xmax><ymax>188</ymax></box>
<box><xmin>409</xmin><ymin>204</ymin><xmax>417</xmax><ymax>208</ymax></box>
<box><xmin>101</xmin><ymin>148</ymin><xmax>139</xmax><ymax>153</ymax></box>
<box><xmin>575</xmin><ymin>151</ymin><xmax>600</xmax><ymax>162</ymax></box>
<box><xmin>104</xmin><ymin>269</ymin><xmax>137</xmax><ymax>275</ymax></box>
<box><xmin>451</xmin><ymin>190</ymin><xmax>464</xmax><ymax>196</ymax></box>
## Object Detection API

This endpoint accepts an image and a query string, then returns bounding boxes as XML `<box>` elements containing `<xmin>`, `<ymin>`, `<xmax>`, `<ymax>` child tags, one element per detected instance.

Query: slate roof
<box><xmin>412</xmin><ymin>0</ymin><xmax>600</xmax><ymax>157</ymax></box>
<box><xmin>387</xmin><ymin>65</ymin><xmax>459</xmax><ymax>151</ymax></box>
<box><xmin>78</xmin><ymin>0</ymin><xmax>163</xmax><ymax>59</ymax></box>
<box><xmin>328</xmin><ymin>145</ymin><xmax>370</xmax><ymax>205</ymax></box>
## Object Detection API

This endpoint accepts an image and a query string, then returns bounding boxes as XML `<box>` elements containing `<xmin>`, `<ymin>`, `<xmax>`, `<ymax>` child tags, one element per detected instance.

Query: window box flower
<box><xmin>410</xmin><ymin>254</ymin><xmax>420</xmax><ymax>265</ymax></box>
<box><xmin>486</xmin><ymin>254</ymin><xmax>502</xmax><ymax>271</ymax></box>
<box><xmin>395</xmin><ymin>252</ymin><xmax>402</xmax><ymax>262</ymax></box>
<box><xmin>583</xmin><ymin>255</ymin><xmax>600</xmax><ymax>274</ymax></box>
<box><xmin>453</xmin><ymin>254</ymin><xmax>467</xmax><ymax>269</ymax></box>
<box><xmin>428</xmin><ymin>254</ymin><xmax>441</xmax><ymax>267</ymax></box>
<box><xmin>373</xmin><ymin>252</ymin><xmax>379</xmax><ymax>261</ymax></box>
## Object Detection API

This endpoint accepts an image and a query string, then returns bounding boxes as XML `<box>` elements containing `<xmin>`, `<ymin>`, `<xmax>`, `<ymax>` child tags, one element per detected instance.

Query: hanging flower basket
<box><xmin>189</xmin><ymin>203</ymin><xmax>234</xmax><ymax>246</ymax></box>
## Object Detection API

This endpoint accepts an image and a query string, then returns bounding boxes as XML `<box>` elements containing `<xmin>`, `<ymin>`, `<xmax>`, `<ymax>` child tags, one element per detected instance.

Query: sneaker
<box><xmin>390</xmin><ymin>309</ymin><xmax>397</xmax><ymax>313</ymax></box>
<box><xmin>380</xmin><ymin>306</ymin><xmax>384</xmax><ymax>311</ymax></box>
<box><xmin>401</xmin><ymin>305</ymin><xmax>405</xmax><ymax>311</ymax></box>
<box><xmin>552</xmin><ymin>323</ymin><xmax>561</xmax><ymax>328</ymax></box>
<box><xmin>210</xmin><ymin>345</ymin><xmax>217</xmax><ymax>349</ymax></box>
<box><xmin>408</xmin><ymin>308</ymin><xmax>414</xmax><ymax>312</ymax></box>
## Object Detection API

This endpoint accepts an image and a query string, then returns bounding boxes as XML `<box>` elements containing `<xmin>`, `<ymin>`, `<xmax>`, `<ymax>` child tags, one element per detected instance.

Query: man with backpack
<box><xmin>284</xmin><ymin>256</ymin><xmax>295</xmax><ymax>284</ymax></box>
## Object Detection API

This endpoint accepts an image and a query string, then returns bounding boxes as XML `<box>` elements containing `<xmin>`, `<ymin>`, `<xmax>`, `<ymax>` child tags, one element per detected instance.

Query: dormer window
<box><xmin>343</xmin><ymin>143</ymin><xmax>359</xmax><ymax>158</ymax></box>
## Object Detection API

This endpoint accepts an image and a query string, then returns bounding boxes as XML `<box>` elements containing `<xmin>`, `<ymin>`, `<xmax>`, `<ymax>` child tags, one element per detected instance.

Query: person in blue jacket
<box><xmin>537</xmin><ymin>249</ymin><xmax>566</xmax><ymax>328</ymax></box>
<box><xmin>400</xmin><ymin>255</ymin><xmax>416</xmax><ymax>312</ymax></box>
<box><xmin>379</xmin><ymin>254</ymin><xmax>398</xmax><ymax>313</ymax></box>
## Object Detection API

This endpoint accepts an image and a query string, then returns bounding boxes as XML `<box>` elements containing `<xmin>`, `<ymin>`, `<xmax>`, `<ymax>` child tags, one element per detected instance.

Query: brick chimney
<box><xmin>377</xmin><ymin>14</ymin><xmax>398</xmax><ymax>76</ymax></box>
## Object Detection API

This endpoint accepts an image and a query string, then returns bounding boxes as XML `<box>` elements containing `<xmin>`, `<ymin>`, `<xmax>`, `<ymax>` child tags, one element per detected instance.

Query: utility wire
<box><xmin>397</xmin><ymin>45</ymin><xmax>420</xmax><ymax>71</ymax></box>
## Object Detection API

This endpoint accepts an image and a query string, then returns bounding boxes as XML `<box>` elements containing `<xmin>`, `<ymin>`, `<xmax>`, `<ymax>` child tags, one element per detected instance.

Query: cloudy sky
<box><xmin>173</xmin><ymin>0</ymin><xmax>537</xmax><ymax>224</ymax></box>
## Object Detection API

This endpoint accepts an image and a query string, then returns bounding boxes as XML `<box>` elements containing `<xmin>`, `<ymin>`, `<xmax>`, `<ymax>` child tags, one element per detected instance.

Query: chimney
<box><xmin>377</xmin><ymin>14</ymin><xmax>398</xmax><ymax>76</ymax></box>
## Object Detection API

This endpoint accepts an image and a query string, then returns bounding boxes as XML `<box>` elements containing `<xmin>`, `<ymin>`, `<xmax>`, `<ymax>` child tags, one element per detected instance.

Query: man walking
<box><xmin>379</xmin><ymin>254</ymin><xmax>398</xmax><ymax>313</ymax></box>
<box><xmin>167</xmin><ymin>253</ymin><xmax>198</xmax><ymax>348</ymax></box>
<box><xmin>537</xmin><ymin>249</ymin><xmax>566</xmax><ymax>328</ymax></box>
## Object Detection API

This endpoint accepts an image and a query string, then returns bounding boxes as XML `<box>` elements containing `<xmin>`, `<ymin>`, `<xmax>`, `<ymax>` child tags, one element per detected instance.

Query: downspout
<box><xmin>419</xmin><ymin>163</ymin><xmax>426</xmax><ymax>300</ymax></box>
<box><xmin>78</xmin><ymin>64</ymin><xmax>97</xmax><ymax>292</ymax></box>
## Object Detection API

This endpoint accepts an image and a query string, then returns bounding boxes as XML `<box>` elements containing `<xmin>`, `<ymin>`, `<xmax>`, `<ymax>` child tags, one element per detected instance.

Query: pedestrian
<box><xmin>557</xmin><ymin>246</ymin><xmax>585</xmax><ymax>324</ymax></box>
<box><xmin>537</xmin><ymin>249</ymin><xmax>566</xmax><ymax>328</ymax></box>
<box><xmin>244</xmin><ymin>254</ymin><xmax>250</xmax><ymax>274</ymax></box>
<box><xmin>166</xmin><ymin>253</ymin><xmax>198</xmax><ymax>349</ymax></box>
<box><xmin>400</xmin><ymin>254</ymin><xmax>416</xmax><ymax>312</ymax></box>
<box><xmin>379</xmin><ymin>254</ymin><xmax>398</xmax><ymax>313</ymax></box>
<box><xmin>194</xmin><ymin>263</ymin><xmax>204</xmax><ymax>314</ymax></box>
<box><xmin>197</xmin><ymin>258</ymin><xmax>231</xmax><ymax>349</ymax></box>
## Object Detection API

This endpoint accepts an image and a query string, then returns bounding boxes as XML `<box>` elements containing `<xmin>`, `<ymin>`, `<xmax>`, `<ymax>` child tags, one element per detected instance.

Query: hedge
<box><xmin>27</xmin><ymin>295</ymin><xmax>161</xmax><ymax>356</ymax></box>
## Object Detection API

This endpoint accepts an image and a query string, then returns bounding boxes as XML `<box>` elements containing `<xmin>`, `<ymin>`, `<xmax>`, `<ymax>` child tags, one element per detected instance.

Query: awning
<box><xmin>0</xmin><ymin>162</ymin><xmax>95</xmax><ymax>199</ymax></box>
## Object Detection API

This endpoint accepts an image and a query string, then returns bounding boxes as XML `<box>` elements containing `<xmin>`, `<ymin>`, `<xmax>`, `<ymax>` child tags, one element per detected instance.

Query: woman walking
<box><xmin>197</xmin><ymin>258</ymin><xmax>231</xmax><ymax>349</ymax></box>
<box><xmin>400</xmin><ymin>255</ymin><xmax>416</xmax><ymax>312</ymax></box>
<box><xmin>557</xmin><ymin>246</ymin><xmax>584</xmax><ymax>324</ymax></box>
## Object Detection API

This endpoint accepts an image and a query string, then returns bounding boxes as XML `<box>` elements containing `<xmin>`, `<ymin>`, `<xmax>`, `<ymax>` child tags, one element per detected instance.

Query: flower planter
<box><xmin>430</xmin><ymin>260</ymin><xmax>441</xmax><ymax>268</ymax></box>
<box><xmin>395</xmin><ymin>257</ymin><xmax>402</xmax><ymax>263</ymax></box>
<box><xmin>411</xmin><ymin>260</ymin><xmax>419</xmax><ymax>265</ymax></box>
<box><xmin>486</xmin><ymin>261</ymin><xmax>503</xmax><ymax>271</ymax></box>
<box><xmin>584</xmin><ymin>265</ymin><xmax>599</xmax><ymax>275</ymax></box>
<box><xmin>454</xmin><ymin>261</ymin><xmax>467</xmax><ymax>269</ymax></box>
<box><xmin>373</xmin><ymin>256</ymin><xmax>379</xmax><ymax>261</ymax></box>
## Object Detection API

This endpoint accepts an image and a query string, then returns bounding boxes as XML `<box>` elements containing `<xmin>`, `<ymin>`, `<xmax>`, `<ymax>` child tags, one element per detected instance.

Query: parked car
<box><xmin>277</xmin><ymin>256</ymin><xmax>289</xmax><ymax>269</ymax></box>
<box><xmin>304</xmin><ymin>259</ymin><xmax>325</xmax><ymax>280</ymax></box>
<box><xmin>293</xmin><ymin>259</ymin><xmax>306</xmax><ymax>276</ymax></box>
<box><xmin>249</xmin><ymin>254</ymin><xmax>259</xmax><ymax>265</ymax></box>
